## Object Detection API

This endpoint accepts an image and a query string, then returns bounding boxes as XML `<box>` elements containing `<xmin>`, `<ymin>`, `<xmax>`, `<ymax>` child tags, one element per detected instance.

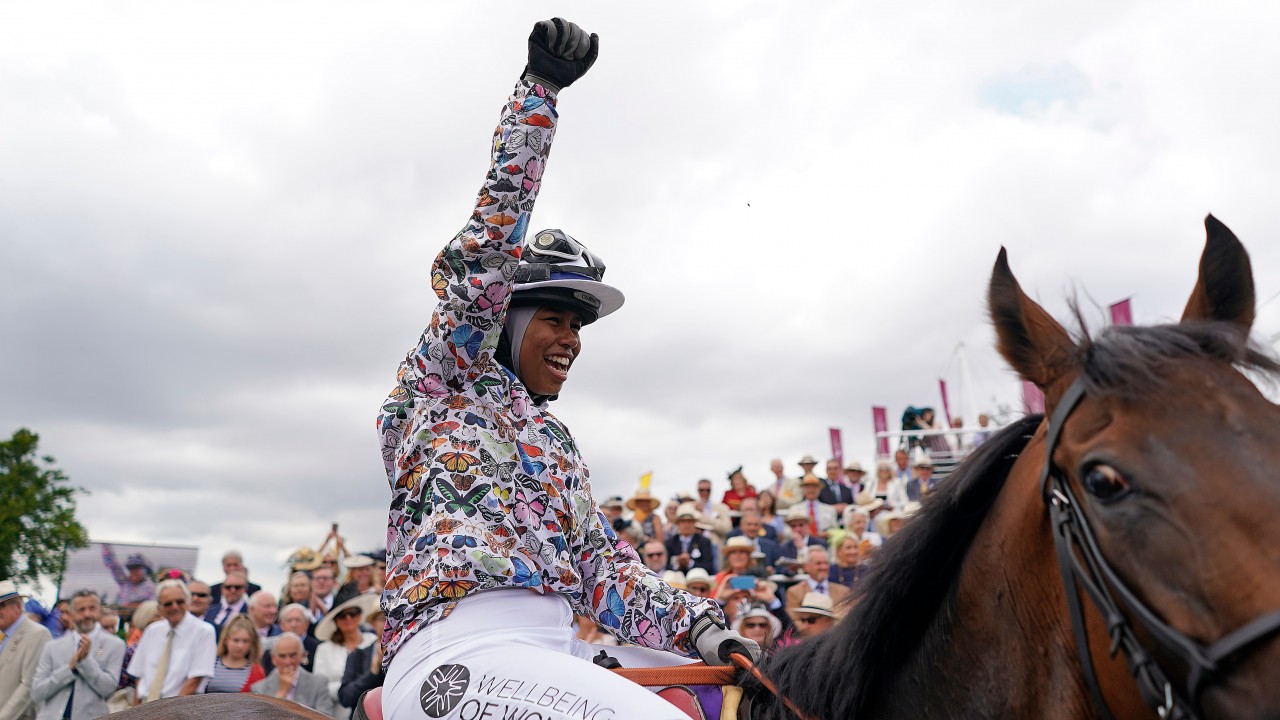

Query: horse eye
<box><xmin>1081</xmin><ymin>464</ymin><xmax>1130</xmax><ymax>502</ymax></box>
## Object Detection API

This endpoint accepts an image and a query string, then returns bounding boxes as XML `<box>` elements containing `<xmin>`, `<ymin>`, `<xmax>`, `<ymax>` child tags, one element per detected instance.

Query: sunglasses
<box><xmin>794</xmin><ymin>616</ymin><xmax>823</xmax><ymax>625</ymax></box>
<box><xmin>643</xmin><ymin>552</ymin><xmax>665</xmax><ymax>558</ymax></box>
<box><xmin>161</xmin><ymin>599</ymin><xmax>186</xmax><ymax>608</ymax></box>
<box><xmin>337</xmin><ymin>610</ymin><xmax>361</xmax><ymax>620</ymax></box>
<box><xmin>223</xmin><ymin>585</ymin><xmax>246</xmax><ymax>591</ymax></box>
<box><xmin>190</xmin><ymin>592</ymin><xmax>210</xmax><ymax>599</ymax></box>
<box><xmin>742</xmin><ymin>622</ymin><xmax>770</xmax><ymax>629</ymax></box>
<box><xmin>698</xmin><ymin>488</ymin><xmax>711</xmax><ymax>493</ymax></box>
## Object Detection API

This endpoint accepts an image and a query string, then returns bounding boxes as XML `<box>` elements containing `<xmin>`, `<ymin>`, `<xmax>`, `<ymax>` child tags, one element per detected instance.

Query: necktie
<box><xmin>816</xmin><ymin>581</ymin><xmax>827</xmax><ymax>594</ymax></box>
<box><xmin>62</xmin><ymin>682</ymin><xmax>76</xmax><ymax>720</ymax></box>
<box><xmin>808</xmin><ymin>501</ymin><xmax>819</xmax><ymax>536</ymax></box>
<box><xmin>146</xmin><ymin>629</ymin><xmax>176</xmax><ymax>703</ymax></box>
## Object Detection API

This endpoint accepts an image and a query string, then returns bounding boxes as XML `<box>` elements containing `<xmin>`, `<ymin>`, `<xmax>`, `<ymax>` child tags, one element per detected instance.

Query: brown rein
<box><xmin>612</xmin><ymin>653</ymin><xmax>817</xmax><ymax>720</ymax></box>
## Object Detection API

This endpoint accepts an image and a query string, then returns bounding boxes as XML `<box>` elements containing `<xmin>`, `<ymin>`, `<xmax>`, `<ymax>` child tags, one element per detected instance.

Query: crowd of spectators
<box><xmin>3</xmin><ymin>438</ymin><xmax>977</xmax><ymax>718</ymax></box>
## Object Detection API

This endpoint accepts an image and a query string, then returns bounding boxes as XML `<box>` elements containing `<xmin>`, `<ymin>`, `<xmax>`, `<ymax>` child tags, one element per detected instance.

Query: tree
<box><xmin>0</xmin><ymin>428</ymin><xmax>89</xmax><ymax>584</ymax></box>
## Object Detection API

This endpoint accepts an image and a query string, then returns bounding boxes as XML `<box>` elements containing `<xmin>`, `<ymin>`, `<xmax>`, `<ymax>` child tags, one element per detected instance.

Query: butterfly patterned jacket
<box><xmin>376</xmin><ymin>79</ymin><xmax>722</xmax><ymax>667</ymax></box>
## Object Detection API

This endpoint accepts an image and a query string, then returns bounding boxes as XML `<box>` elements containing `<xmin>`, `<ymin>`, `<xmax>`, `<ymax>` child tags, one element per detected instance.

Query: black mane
<box><xmin>754</xmin><ymin>415</ymin><xmax>1042</xmax><ymax>719</ymax></box>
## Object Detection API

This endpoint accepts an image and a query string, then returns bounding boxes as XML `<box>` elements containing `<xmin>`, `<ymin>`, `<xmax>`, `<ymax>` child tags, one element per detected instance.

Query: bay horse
<box><xmin>106</xmin><ymin>216</ymin><xmax>1280</xmax><ymax>719</ymax></box>
<box><xmin>748</xmin><ymin>215</ymin><xmax>1280</xmax><ymax>719</ymax></box>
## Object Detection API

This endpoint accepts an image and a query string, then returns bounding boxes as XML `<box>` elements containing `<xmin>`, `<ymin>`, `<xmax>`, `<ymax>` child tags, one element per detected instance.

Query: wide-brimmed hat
<box><xmin>845</xmin><ymin>461</ymin><xmax>866</xmax><ymax>474</ymax></box>
<box><xmin>0</xmin><ymin>580</ymin><xmax>27</xmax><ymax>604</ymax></box>
<box><xmin>913</xmin><ymin>454</ymin><xmax>934</xmax><ymax>469</ymax></box>
<box><xmin>731</xmin><ymin>605</ymin><xmax>783</xmax><ymax>641</ymax></box>
<box><xmin>855</xmin><ymin>496</ymin><xmax>885</xmax><ymax>514</ymax></box>
<box><xmin>601</xmin><ymin>496</ymin><xmax>625</xmax><ymax>510</ymax></box>
<box><xmin>626</xmin><ymin>489</ymin><xmax>661</xmax><ymax>512</ymax></box>
<box><xmin>784</xmin><ymin>505</ymin><xmax>812</xmax><ymax>525</ymax></box>
<box><xmin>288</xmin><ymin>547</ymin><xmax>324</xmax><ymax>572</ymax></box>
<box><xmin>789</xmin><ymin>592</ymin><xmax>840</xmax><ymax>620</ymax></box>
<box><xmin>797</xmin><ymin>454</ymin><xmax>818</xmax><ymax>466</ymax></box>
<box><xmin>315</xmin><ymin>592</ymin><xmax>378</xmax><ymax>641</ymax></box>
<box><xmin>343</xmin><ymin>554</ymin><xmax>374</xmax><ymax>569</ymax></box>
<box><xmin>684</xmin><ymin>568</ymin><xmax>713</xmax><ymax>590</ymax></box>
<box><xmin>675</xmin><ymin>502</ymin><xmax>702</xmax><ymax>521</ymax></box>
<box><xmin>662</xmin><ymin>571</ymin><xmax>687</xmax><ymax>590</ymax></box>
<box><xmin>721</xmin><ymin>536</ymin><xmax>754</xmax><ymax>559</ymax></box>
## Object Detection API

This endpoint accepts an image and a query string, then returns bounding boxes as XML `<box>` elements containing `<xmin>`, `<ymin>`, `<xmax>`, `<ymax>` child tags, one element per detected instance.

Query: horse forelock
<box><xmin>756</xmin><ymin>415</ymin><xmax>1042</xmax><ymax>720</ymax></box>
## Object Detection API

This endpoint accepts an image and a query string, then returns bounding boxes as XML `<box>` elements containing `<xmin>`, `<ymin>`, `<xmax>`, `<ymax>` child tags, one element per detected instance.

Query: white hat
<box><xmin>343</xmin><ymin>555</ymin><xmax>375</xmax><ymax>569</ymax></box>
<box><xmin>788</xmin><ymin>592</ymin><xmax>840</xmax><ymax>620</ymax></box>
<box><xmin>0</xmin><ymin>580</ymin><xmax>26</xmax><ymax>604</ymax></box>
<box><xmin>662</xmin><ymin>571</ymin><xmax>687</xmax><ymax>590</ymax></box>
<box><xmin>913</xmin><ymin>453</ymin><xmax>934</xmax><ymax>468</ymax></box>
<box><xmin>675</xmin><ymin>502</ymin><xmax>702</xmax><ymax>521</ymax></box>
<box><xmin>684</xmin><ymin>568</ymin><xmax>713</xmax><ymax>589</ymax></box>
<box><xmin>315</xmin><ymin>591</ymin><xmax>378</xmax><ymax>641</ymax></box>
<box><xmin>731</xmin><ymin>605</ymin><xmax>782</xmax><ymax>642</ymax></box>
<box><xmin>784</xmin><ymin>505</ymin><xmax>812</xmax><ymax>525</ymax></box>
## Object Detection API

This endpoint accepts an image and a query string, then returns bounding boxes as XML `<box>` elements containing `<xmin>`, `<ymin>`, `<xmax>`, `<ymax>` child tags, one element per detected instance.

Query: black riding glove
<box><xmin>522</xmin><ymin>17</ymin><xmax>599</xmax><ymax>93</ymax></box>
<box><xmin>690</xmin><ymin>613</ymin><xmax>762</xmax><ymax>667</ymax></box>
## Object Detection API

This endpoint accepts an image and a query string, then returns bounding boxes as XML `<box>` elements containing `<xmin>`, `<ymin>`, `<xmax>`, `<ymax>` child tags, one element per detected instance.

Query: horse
<box><xmin>747</xmin><ymin>215</ymin><xmax>1280</xmax><ymax>719</ymax></box>
<box><xmin>104</xmin><ymin>216</ymin><xmax>1280</xmax><ymax>719</ymax></box>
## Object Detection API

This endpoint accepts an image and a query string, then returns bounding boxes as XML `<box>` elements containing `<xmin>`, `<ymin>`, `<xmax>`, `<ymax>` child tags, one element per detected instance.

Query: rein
<box><xmin>729</xmin><ymin>653</ymin><xmax>818</xmax><ymax>720</ymax></box>
<box><xmin>1041</xmin><ymin>378</ymin><xmax>1280</xmax><ymax>719</ymax></box>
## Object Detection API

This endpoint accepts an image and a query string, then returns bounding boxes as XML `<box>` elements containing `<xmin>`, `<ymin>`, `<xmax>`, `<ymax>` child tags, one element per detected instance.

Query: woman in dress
<box><xmin>720</xmin><ymin>467</ymin><xmax>757</xmax><ymax>513</ymax></box>
<box><xmin>313</xmin><ymin>593</ymin><xmax>377</xmax><ymax>718</ymax></box>
<box><xmin>203</xmin><ymin>615</ymin><xmax>265</xmax><ymax>693</ymax></box>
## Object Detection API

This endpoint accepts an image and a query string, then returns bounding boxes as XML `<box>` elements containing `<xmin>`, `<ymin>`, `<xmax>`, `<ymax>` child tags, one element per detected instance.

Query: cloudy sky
<box><xmin>4</xmin><ymin>1</ymin><xmax>1279</xmax><ymax>598</ymax></box>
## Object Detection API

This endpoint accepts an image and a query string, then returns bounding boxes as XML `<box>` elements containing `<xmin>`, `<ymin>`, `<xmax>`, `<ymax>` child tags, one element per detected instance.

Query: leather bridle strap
<box><xmin>1040</xmin><ymin>376</ymin><xmax>1280</xmax><ymax>719</ymax></box>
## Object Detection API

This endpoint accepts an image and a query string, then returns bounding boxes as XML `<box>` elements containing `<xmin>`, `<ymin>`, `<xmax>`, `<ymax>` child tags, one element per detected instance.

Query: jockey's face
<box><xmin>519</xmin><ymin>307</ymin><xmax>582</xmax><ymax>396</ymax></box>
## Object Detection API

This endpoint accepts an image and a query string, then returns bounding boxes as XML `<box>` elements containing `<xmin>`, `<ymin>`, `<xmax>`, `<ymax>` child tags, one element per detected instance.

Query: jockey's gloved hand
<box><xmin>690</xmin><ymin>613</ymin><xmax>762</xmax><ymax>666</ymax></box>
<box><xmin>522</xmin><ymin>18</ymin><xmax>599</xmax><ymax>93</ymax></box>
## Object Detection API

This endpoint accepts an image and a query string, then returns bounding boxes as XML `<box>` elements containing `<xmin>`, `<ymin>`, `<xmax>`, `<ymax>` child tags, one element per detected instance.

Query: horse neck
<box><xmin>876</xmin><ymin>429</ymin><xmax>1149</xmax><ymax>720</ymax></box>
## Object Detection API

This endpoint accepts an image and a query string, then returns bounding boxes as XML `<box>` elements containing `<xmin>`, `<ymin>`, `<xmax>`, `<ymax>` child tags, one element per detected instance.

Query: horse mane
<box><xmin>755</xmin><ymin>415</ymin><xmax>1042</xmax><ymax>719</ymax></box>
<box><xmin>1069</xmin><ymin>311</ymin><xmax>1280</xmax><ymax>399</ymax></box>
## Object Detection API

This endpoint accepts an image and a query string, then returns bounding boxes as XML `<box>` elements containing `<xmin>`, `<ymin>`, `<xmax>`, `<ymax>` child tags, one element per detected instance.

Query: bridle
<box><xmin>1041</xmin><ymin>377</ymin><xmax>1280</xmax><ymax>719</ymax></box>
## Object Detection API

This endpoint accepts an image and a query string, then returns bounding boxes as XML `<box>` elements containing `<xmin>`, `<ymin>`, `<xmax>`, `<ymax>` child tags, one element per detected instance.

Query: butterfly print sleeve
<box><xmin>572</xmin><ymin>489</ymin><xmax>724</xmax><ymax>656</ymax></box>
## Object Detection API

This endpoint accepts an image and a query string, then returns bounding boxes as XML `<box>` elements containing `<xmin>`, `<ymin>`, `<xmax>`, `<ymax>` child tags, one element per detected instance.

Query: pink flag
<box><xmin>1109</xmin><ymin>298</ymin><xmax>1133</xmax><ymax>326</ymax></box>
<box><xmin>872</xmin><ymin>407</ymin><xmax>889</xmax><ymax>457</ymax></box>
<box><xmin>1023</xmin><ymin>380</ymin><xmax>1045</xmax><ymax>414</ymax></box>
<box><xmin>938</xmin><ymin>379</ymin><xmax>954</xmax><ymax>426</ymax></box>
<box><xmin>829</xmin><ymin>427</ymin><xmax>844</xmax><ymax>467</ymax></box>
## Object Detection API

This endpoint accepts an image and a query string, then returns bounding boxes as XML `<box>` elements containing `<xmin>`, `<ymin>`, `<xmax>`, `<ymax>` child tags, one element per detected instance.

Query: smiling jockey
<box><xmin>376</xmin><ymin>18</ymin><xmax>759</xmax><ymax>720</ymax></box>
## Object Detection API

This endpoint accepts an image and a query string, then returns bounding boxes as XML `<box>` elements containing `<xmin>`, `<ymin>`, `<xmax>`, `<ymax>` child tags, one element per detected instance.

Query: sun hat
<box><xmin>845</xmin><ymin>461</ymin><xmax>866</xmax><ymax>474</ymax></box>
<box><xmin>0</xmin><ymin>580</ymin><xmax>27</xmax><ymax>603</ymax></box>
<box><xmin>684</xmin><ymin>568</ymin><xmax>713</xmax><ymax>590</ymax></box>
<box><xmin>800</xmin><ymin>474</ymin><xmax>822</xmax><ymax>486</ymax></box>
<box><xmin>601</xmin><ymin>495</ymin><xmax>625</xmax><ymax>510</ymax></box>
<box><xmin>288</xmin><ymin>547</ymin><xmax>324</xmax><ymax>572</ymax></box>
<box><xmin>315</xmin><ymin>591</ymin><xmax>378</xmax><ymax>641</ymax></box>
<box><xmin>731</xmin><ymin>605</ymin><xmax>782</xmax><ymax>641</ymax></box>
<box><xmin>721</xmin><ymin>536</ymin><xmax>755</xmax><ymax>562</ymax></box>
<box><xmin>797</xmin><ymin>454</ymin><xmax>818</xmax><ymax>466</ymax></box>
<box><xmin>675</xmin><ymin>502</ymin><xmax>702</xmax><ymax>521</ymax></box>
<box><xmin>788</xmin><ymin>592</ymin><xmax>840</xmax><ymax>621</ymax></box>
<box><xmin>913</xmin><ymin>454</ymin><xmax>934</xmax><ymax>469</ymax></box>
<box><xmin>784</xmin><ymin>506</ymin><xmax>811</xmax><ymax>525</ymax></box>
<box><xmin>625</xmin><ymin>489</ymin><xmax>661</xmax><ymax>512</ymax></box>
<box><xmin>343</xmin><ymin>554</ymin><xmax>375</xmax><ymax>569</ymax></box>
<box><xmin>662</xmin><ymin>570</ymin><xmax>687</xmax><ymax>590</ymax></box>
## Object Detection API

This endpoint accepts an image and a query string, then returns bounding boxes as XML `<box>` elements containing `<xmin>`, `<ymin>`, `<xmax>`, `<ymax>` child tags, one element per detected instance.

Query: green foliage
<box><xmin>0</xmin><ymin>428</ymin><xmax>89</xmax><ymax>584</ymax></box>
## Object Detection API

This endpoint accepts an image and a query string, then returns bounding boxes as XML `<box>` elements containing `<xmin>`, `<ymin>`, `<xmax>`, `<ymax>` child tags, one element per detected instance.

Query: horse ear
<box><xmin>988</xmin><ymin>248</ymin><xmax>1077</xmax><ymax>390</ymax></box>
<box><xmin>1180</xmin><ymin>215</ymin><xmax>1256</xmax><ymax>332</ymax></box>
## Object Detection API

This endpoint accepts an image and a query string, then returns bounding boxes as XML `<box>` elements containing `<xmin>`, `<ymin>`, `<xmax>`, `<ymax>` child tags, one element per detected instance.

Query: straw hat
<box><xmin>662</xmin><ymin>570</ymin><xmax>687</xmax><ymax>590</ymax></box>
<box><xmin>675</xmin><ymin>502</ymin><xmax>702</xmax><ymax>521</ymax></box>
<box><xmin>315</xmin><ymin>591</ymin><xmax>378</xmax><ymax>641</ymax></box>
<box><xmin>626</xmin><ymin>489</ymin><xmax>661</xmax><ymax>512</ymax></box>
<box><xmin>731</xmin><ymin>605</ymin><xmax>782</xmax><ymax>641</ymax></box>
<box><xmin>783</xmin><ymin>505</ymin><xmax>811</xmax><ymax>525</ymax></box>
<box><xmin>913</xmin><ymin>454</ymin><xmax>934</xmax><ymax>469</ymax></box>
<box><xmin>343</xmin><ymin>554</ymin><xmax>375</xmax><ymax>569</ymax></box>
<box><xmin>0</xmin><ymin>580</ymin><xmax>27</xmax><ymax>603</ymax></box>
<box><xmin>287</xmin><ymin>547</ymin><xmax>324</xmax><ymax>572</ymax></box>
<box><xmin>800</xmin><ymin>474</ymin><xmax>823</xmax><ymax>486</ymax></box>
<box><xmin>845</xmin><ymin>461</ymin><xmax>867</xmax><ymax>474</ymax></box>
<box><xmin>684</xmin><ymin>568</ymin><xmax>713</xmax><ymax>590</ymax></box>
<box><xmin>788</xmin><ymin>592</ymin><xmax>840</xmax><ymax>621</ymax></box>
<box><xmin>723</xmin><ymin>536</ymin><xmax>754</xmax><ymax>554</ymax></box>
<box><xmin>797</xmin><ymin>454</ymin><xmax>818</xmax><ymax>466</ymax></box>
<box><xmin>601</xmin><ymin>496</ymin><xmax>625</xmax><ymax>510</ymax></box>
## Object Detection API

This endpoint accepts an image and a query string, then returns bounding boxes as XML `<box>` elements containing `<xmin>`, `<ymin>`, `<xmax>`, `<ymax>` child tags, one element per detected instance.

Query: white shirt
<box><xmin>312</xmin><ymin>633</ymin><xmax>376</xmax><ymax>719</ymax></box>
<box><xmin>127</xmin><ymin>613</ymin><xmax>216</xmax><ymax>699</ymax></box>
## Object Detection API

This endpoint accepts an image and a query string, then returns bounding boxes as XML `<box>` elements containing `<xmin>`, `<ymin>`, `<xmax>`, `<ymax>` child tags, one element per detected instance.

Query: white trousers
<box><xmin>383</xmin><ymin>589</ymin><xmax>696</xmax><ymax>720</ymax></box>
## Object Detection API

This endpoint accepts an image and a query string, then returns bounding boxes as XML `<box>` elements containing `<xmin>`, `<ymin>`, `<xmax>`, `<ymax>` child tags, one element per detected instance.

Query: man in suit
<box><xmin>784</xmin><ymin>547</ymin><xmax>851</xmax><ymax>610</ymax></box>
<box><xmin>726</xmin><ymin>513</ymin><xmax>784</xmax><ymax>573</ymax></box>
<box><xmin>795</xmin><ymin>475</ymin><xmax>838</xmax><ymax>535</ymax></box>
<box><xmin>251</xmin><ymin>632</ymin><xmax>334</xmax><ymax>715</ymax></box>
<box><xmin>208</xmin><ymin>551</ymin><xmax>262</xmax><ymax>605</ymax></box>
<box><xmin>262</xmin><ymin>604</ymin><xmax>318</xmax><ymax>676</ymax></box>
<box><xmin>906</xmin><ymin>455</ymin><xmax>937</xmax><ymax>501</ymax></box>
<box><xmin>663</xmin><ymin>503</ymin><xmax>716</xmax><ymax>574</ymax></box>
<box><xmin>729</xmin><ymin>498</ymin><xmax>778</xmax><ymax>542</ymax></box>
<box><xmin>776</xmin><ymin>506</ymin><xmax>828</xmax><ymax>574</ymax></box>
<box><xmin>203</xmin><ymin>570</ymin><xmax>250</xmax><ymax>632</ymax></box>
<box><xmin>819</xmin><ymin>459</ymin><xmax>857</xmax><ymax>516</ymax></box>
<box><xmin>246</xmin><ymin>591</ymin><xmax>282</xmax><ymax>639</ymax></box>
<box><xmin>0</xmin><ymin>581</ymin><xmax>53</xmax><ymax>720</ymax></box>
<box><xmin>31</xmin><ymin>590</ymin><xmax>125</xmax><ymax>720</ymax></box>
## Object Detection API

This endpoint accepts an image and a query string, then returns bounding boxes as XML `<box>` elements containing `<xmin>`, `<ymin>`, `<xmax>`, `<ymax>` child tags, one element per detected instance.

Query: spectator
<box><xmin>187</xmin><ymin>581</ymin><xmax>213</xmax><ymax>624</ymax></box>
<box><xmin>683</xmin><ymin>569</ymin><xmax>714</xmax><ymax>599</ymax></box>
<box><xmin>247</xmin><ymin>591</ymin><xmax>281</xmax><ymax>639</ymax></box>
<box><xmin>973</xmin><ymin>412</ymin><xmax>994</xmax><ymax>447</ymax></box>
<box><xmin>251</xmin><ymin>632</ymin><xmax>333</xmax><ymax>715</ymax></box>
<box><xmin>819</xmin><ymin>459</ymin><xmax>856</xmax><ymax>515</ymax></box>
<box><xmin>263</xmin><ymin>604</ymin><xmax>318</xmax><ymax>676</ymax></box>
<box><xmin>32</xmin><ymin>589</ymin><xmax>125</xmax><ymax>720</ymax></box>
<box><xmin>892</xmin><ymin>448</ymin><xmax>913</xmax><ymax>487</ymax></box>
<box><xmin>127</xmin><ymin>579</ymin><xmax>216</xmax><ymax>703</ymax></box>
<box><xmin>713</xmin><ymin>538</ymin><xmax>776</xmax><ymax>624</ymax></box>
<box><xmin>204</xmin><ymin>571</ymin><xmax>250</xmax><ymax>632</ymax></box>
<box><xmin>624</xmin><ymin>488</ymin><xmax>664</xmax><ymax>543</ymax></box>
<box><xmin>333</xmin><ymin>556</ymin><xmax>375</xmax><ymax>608</ymax></box>
<box><xmin>766</xmin><ymin>458</ymin><xmax>799</xmax><ymax>510</ymax></box>
<box><xmin>788</xmin><ymin>593</ymin><xmax>841</xmax><ymax>639</ymax></box>
<box><xmin>756</xmin><ymin>489</ymin><xmax>787</xmax><ymax>541</ymax></box>
<box><xmin>661</xmin><ymin>500</ymin><xmax>681</xmax><ymax>538</ymax></box>
<box><xmin>720</xmin><ymin>467</ymin><xmax>757</xmax><ymax>513</ymax></box>
<box><xmin>692</xmin><ymin>479</ymin><xmax>732</xmax><ymax>544</ymax></box>
<box><xmin>830</xmin><ymin>536</ymin><xmax>870</xmax><ymax>590</ymax></box>
<box><xmin>202</xmin><ymin>615</ymin><xmax>264</xmax><ymax>693</ymax></box>
<box><xmin>845</xmin><ymin>461</ymin><xmax>869</xmax><ymax>495</ymax></box>
<box><xmin>100</xmin><ymin>546</ymin><xmax>155</xmax><ymax>610</ymax></box>
<box><xmin>118</xmin><ymin>600</ymin><xmax>159</xmax><ymax>693</ymax></box>
<box><xmin>337</xmin><ymin>606</ymin><xmax>386</xmax><ymax>716</ymax></box>
<box><xmin>209</xmin><ymin>551</ymin><xmax>262</xmax><ymax>604</ymax></box>
<box><xmin>313</xmin><ymin>593</ymin><xmax>377</xmax><ymax>718</ymax></box>
<box><xmin>907</xmin><ymin>455</ymin><xmax>937</xmax><ymax>501</ymax></box>
<box><xmin>308</xmin><ymin>566</ymin><xmax>338</xmax><ymax>625</ymax></box>
<box><xmin>663</xmin><ymin>503</ymin><xmax>716</xmax><ymax>574</ymax></box>
<box><xmin>730</xmin><ymin>605</ymin><xmax>782</xmax><ymax>656</ymax></box>
<box><xmin>639</xmin><ymin>541</ymin><xmax>668</xmax><ymax>574</ymax></box>
<box><xmin>840</xmin><ymin>503</ymin><xmax>884</xmax><ymax>550</ymax></box>
<box><xmin>0</xmin><ymin>581</ymin><xmax>53</xmax><ymax>720</ymax></box>
<box><xmin>734</xmin><ymin>498</ymin><xmax>778</xmax><ymax>541</ymax></box>
<box><xmin>600</xmin><ymin>496</ymin><xmax>627</xmax><ymax>534</ymax></box>
<box><xmin>778</xmin><ymin>506</ymin><xmax>826</xmax><ymax>567</ymax></box>
<box><xmin>877</xmin><ymin>502</ymin><xmax>921</xmax><ymax>539</ymax></box>
<box><xmin>779</xmin><ymin>455</ymin><xmax>818</xmax><ymax>510</ymax></box>
<box><xmin>869</xmin><ymin>461</ymin><xmax>908</xmax><ymax>508</ymax></box>
<box><xmin>796</xmin><ymin>475</ymin><xmax>838</xmax><ymax>535</ymax></box>
<box><xmin>100</xmin><ymin>606</ymin><xmax>120</xmax><ymax>637</ymax></box>
<box><xmin>727</xmin><ymin>513</ymin><xmax>783</xmax><ymax>572</ymax></box>
<box><xmin>280</xmin><ymin>572</ymin><xmax>312</xmax><ymax>613</ymax></box>
<box><xmin>784</xmin><ymin>547</ymin><xmax>851</xmax><ymax>610</ymax></box>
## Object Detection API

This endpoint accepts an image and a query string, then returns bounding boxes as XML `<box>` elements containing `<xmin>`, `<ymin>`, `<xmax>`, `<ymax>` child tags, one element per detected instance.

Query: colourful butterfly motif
<box><xmin>434</xmin><ymin>478</ymin><xmax>491</xmax><ymax>517</ymax></box>
<box><xmin>449</xmin><ymin>326</ymin><xmax>483</xmax><ymax>363</ymax></box>
<box><xmin>594</xmin><ymin>586</ymin><xmax>626</xmax><ymax>630</ymax></box>
<box><xmin>472</xmin><ymin>283</ymin><xmax>508</xmax><ymax>314</ymax></box>
<box><xmin>510</xmin><ymin>555</ymin><xmax>539</xmax><ymax>588</ymax></box>
<box><xmin>513</xmin><ymin>489</ymin><xmax>547</xmax><ymax>525</ymax></box>
<box><xmin>438</xmin><ymin>451</ymin><xmax>479</xmax><ymax>474</ymax></box>
<box><xmin>506</xmin><ymin>128</ymin><xmax>544</xmax><ymax>154</ymax></box>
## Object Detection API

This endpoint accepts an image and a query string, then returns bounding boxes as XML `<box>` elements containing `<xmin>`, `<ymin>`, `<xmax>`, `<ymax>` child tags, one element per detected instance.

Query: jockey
<box><xmin>376</xmin><ymin>18</ymin><xmax>760</xmax><ymax>719</ymax></box>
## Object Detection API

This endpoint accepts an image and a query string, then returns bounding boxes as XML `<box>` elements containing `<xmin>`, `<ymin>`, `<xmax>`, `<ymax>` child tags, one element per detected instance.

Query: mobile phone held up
<box><xmin>729</xmin><ymin>575</ymin><xmax>756</xmax><ymax>591</ymax></box>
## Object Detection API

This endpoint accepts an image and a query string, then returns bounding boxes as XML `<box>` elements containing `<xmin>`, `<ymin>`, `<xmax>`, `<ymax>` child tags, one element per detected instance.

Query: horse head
<box><xmin>989</xmin><ymin>215</ymin><xmax>1280</xmax><ymax>718</ymax></box>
